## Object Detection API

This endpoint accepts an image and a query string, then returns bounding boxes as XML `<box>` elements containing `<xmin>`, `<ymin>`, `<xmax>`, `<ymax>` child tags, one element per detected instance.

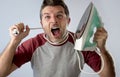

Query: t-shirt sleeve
<box><xmin>82</xmin><ymin>51</ymin><xmax>101</xmax><ymax>72</ymax></box>
<box><xmin>12</xmin><ymin>39</ymin><xmax>34</xmax><ymax>67</ymax></box>
<box><xmin>12</xmin><ymin>34</ymin><xmax>45</xmax><ymax>68</ymax></box>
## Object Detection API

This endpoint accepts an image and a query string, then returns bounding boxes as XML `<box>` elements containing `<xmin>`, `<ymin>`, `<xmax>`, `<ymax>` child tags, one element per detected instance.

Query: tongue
<box><xmin>52</xmin><ymin>29</ymin><xmax>60</xmax><ymax>37</ymax></box>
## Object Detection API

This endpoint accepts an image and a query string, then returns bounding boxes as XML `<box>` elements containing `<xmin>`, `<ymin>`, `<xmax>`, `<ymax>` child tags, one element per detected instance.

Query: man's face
<box><xmin>40</xmin><ymin>5</ymin><xmax>70</xmax><ymax>42</ymax></box>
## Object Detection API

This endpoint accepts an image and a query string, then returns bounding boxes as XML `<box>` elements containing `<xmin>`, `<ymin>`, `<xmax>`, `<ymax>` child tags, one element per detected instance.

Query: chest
<box><xmin>31</xmin><ymin>42</ymin><xmax>84</xmax><ymax>77</ymax></box>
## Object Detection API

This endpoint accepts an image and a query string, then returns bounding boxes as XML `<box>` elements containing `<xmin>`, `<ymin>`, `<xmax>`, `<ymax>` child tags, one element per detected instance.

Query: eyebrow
<box><xmin>57</xmin><ymin>11</ymin><xmax>64</xmax><ymax>14</ymax></box>
<box><xmin>42</xmin><ymin>11</ymin><xmax>64</xmax><ymax>16</ymax></box>
<box><xmin>42</xmin><ymin>13</ymin><xmax>49</xmax><ymax>16</ymax></box>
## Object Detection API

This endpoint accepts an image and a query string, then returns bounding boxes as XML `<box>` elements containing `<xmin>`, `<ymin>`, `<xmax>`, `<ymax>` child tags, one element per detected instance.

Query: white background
<box><xmin>0</xmin><ymin>0</ymin><xmax>120</xmax><ymax>77</ymax></box>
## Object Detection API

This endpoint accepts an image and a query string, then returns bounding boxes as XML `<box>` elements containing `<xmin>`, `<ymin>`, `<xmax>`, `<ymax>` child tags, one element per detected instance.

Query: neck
<box><xmin>45</xmin><ymin>31</ymin><xmax>68</xmax><ymax>44</ymax></box>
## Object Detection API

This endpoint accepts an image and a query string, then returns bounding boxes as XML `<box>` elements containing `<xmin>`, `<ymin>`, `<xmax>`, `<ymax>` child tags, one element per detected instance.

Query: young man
<box><xmin>0</xmin><ymin>0</ymin><xmax>115</xmax><ymax>77</ymax></box>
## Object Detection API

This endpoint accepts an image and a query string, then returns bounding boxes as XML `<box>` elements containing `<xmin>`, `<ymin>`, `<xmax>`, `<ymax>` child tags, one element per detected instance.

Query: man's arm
<box><xmin>94</xmin><ymin>27</ymin><xmax>115</xmax><ymax>77</ymax></box>
<box><xmin>0</xmin><ymin>40</ymin><xmax>19</xmax><ymax>77</ymax></box>
<box><xmin>99</xmin><ymin>48</ymin><xmax>115</xmax><ymax>77</ymax></box>
<box><xmin>0</xmin><ymin>23</ymin><xmax>30</xmax><ymax>77</ymax></box>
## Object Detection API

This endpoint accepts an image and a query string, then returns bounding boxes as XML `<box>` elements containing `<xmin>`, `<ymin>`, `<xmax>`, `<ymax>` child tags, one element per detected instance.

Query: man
<box><xmin>0</xmin><ymin>0</ymin><xmax>115</xmax><ymax>77</ymax></box>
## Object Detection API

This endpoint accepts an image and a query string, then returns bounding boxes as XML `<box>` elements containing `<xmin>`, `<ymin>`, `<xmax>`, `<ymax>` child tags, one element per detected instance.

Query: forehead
<box><xmin>41</xmin><ymin>6</ymin><xmax>65</xmax><ymax>15</ymax></box>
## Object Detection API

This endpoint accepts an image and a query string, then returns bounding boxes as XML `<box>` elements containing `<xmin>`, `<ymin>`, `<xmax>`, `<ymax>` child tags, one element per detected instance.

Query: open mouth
<box><xmin>51</xmin><ymin>27</ymin><xmax>60</xmax><ymax>36</ymax></box>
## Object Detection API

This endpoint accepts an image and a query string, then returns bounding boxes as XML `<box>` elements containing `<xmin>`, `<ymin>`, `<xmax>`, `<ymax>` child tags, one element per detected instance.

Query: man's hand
<box><xmin>9</xmin><ymin>23</ymin><xmax>30</xmax><ymax>44</ymax></box>
<box><xmin>93</xmin><ymin>27</ymin><xmax>108</xmax><ymax>51</ymax></box>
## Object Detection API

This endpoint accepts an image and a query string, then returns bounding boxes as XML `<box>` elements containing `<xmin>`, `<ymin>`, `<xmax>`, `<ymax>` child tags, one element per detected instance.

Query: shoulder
<box><xmin>68</xmin><ymin>31</ymin><xmax>76</xmax><ymax>44</ymax></box>
<box><xmin>31</xmin><ymin>33</ymin><xmax>46</xmax><ymax>45</ymax></box>
<box><xmin>18</xmin><ymin>33</ymin><xmax>47</xmax><ymax>53</ymax></box>
<box><xmin>81</xmin><ymin>51</ymin><xmax>101</xmax><ymax>72</ymax></box>
<box><xmin>81</xmin><ymin>51</ymin><xmax>101</xmax><ymax>61</ymax></box>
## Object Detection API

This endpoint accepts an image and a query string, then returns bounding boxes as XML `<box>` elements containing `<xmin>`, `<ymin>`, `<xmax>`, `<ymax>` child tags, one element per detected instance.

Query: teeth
<box><xmin>52</xmin><ymin>27</ymin><xmax>59</xmax><ymax>29</ymax></box>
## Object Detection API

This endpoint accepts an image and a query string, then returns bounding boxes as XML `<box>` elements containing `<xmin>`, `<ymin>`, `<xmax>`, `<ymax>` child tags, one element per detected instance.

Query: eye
<box><xmin>45</xmin><ymin>16</ymin><xmax>50</xmax><ymax>19</ymax></box>
<box><xmin>56</xmin><ymin>14</ymin><xmax>63</xmax><ymax>19</ymax></box>
<box><xmin>42</xmin><ymin>15</ymin><xmax>51</xmax><ymax>20</ymax></box>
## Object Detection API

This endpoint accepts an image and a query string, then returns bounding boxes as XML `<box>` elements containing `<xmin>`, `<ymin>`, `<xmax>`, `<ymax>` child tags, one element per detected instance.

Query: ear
<box><xmin>67</xmin><ymin>17</ymin><xmax>71</xmax><ymax>25</ymax></box>
<box><xmin>40</xmin><ymin>21</ymin><xmax>43</xmax><ymax>28</ymax></box>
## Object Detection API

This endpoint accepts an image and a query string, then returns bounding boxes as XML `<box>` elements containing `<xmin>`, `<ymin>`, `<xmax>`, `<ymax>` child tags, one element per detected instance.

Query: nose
<box><xmin>50</xmin><ymin>15</ymin><xmax>57</xmax><ymax>23</ymax></box>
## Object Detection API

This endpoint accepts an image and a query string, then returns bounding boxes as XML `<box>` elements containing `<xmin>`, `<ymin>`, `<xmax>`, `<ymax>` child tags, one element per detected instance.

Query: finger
<box><xmin>20</xmin><ymin>25</ymin><xmax>30</xmax><ymax>37</ymax></box>
<box><xmin>9</xmin><ymin>23</ymin><xmax>24</xmax><ymax>33</ymax></box>
<box><xmin>15</xmin><ymin>23</ymin><xmax>25</xmax><ymax>32</ymax></box>
<box><xmin>97</xmin><ymin>27</ymin><xmax>107</xmax><ymax>33</ymax></box>
<box><xmin>9</xmin><ymin>25</ymin><xmax>19</xmax><ymax>36</ymax></box>
<box><xmin>25</xmin><ymin>25</ymin><xmax>30</xmax><ymax>34</ymax></box>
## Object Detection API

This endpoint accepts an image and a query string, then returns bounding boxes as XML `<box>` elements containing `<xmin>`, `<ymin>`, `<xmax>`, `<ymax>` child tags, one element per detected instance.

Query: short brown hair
<box><xmin>40</xmin><ymin>0</ymin><xmax>69</xmax><ymax>20</ymax></box>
